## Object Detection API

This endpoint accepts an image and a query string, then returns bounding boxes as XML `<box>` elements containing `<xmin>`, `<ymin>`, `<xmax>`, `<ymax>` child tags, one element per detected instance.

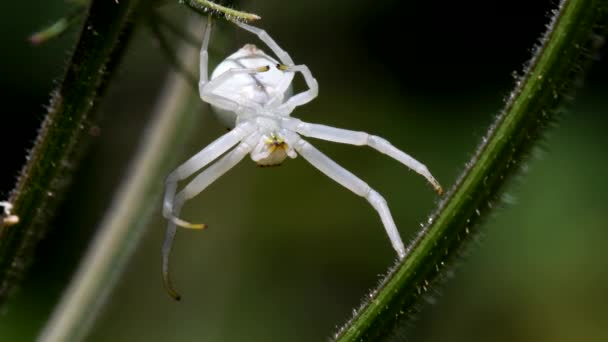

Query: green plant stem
<box><xmin>0</xmin><ymin>0</ymin><xmax>140</xmax><ymax>306</ymax></box>
<box><xmin>335</xmin><ymin>0</ymin><xmax>608</xmax><ymax>340</ymax></box>
<box><xmin>182</xmin><ymin>0</ymin><xmax>261</xmax><ymax>21</ymax></box>
<box><xmin>38</xmin><ymin>18</ymin><xmax>204</xmax><ymax>342</ymax></box>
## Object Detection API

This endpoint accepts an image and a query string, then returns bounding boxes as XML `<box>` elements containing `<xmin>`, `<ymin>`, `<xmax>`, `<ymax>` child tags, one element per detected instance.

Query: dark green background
<box><xmin>1</xmin><ymin>0</ymin><xmax>607</xmax><ymax>341</ymax></box>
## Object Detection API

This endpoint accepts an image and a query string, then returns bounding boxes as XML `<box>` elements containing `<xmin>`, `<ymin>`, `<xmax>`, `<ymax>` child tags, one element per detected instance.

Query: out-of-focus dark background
<box><xmin>1</xmin><ymin>0</ymin><xmax>607</xmax><ymax>341</ymax></box>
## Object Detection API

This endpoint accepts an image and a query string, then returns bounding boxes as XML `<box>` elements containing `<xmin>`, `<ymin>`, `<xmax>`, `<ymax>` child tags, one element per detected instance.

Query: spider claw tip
<box><xmin>166</xmin><ymin>287</ymin><xmax>182</xmax><ymax>301</ymax></box>
<box><xmin>186</xmin><ymin>222</ymin><xmax>207</xmax><ymax>230</ymax></box>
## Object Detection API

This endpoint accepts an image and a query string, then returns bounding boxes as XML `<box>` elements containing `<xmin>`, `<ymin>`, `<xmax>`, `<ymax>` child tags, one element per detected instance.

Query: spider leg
<box><xmin>198</xmin><ymin>18</ymin><xmax>267</xmax><ymax>112</ymax></box>
<box><xmin>163</xmin><ymin>134</ymin><xmax>259</xmax><ymax>300</ymax></box>
<box><xmin>199</xmin><ymin>16</ymin><xmax>213</xmax><ymax>86</ymax></box>
<box><xmin>202</xmin><ymin>65</ymin><xmax>271</xmax><ymax>99</ymax></box>
<box><xmin>277</xmin><ymin>64</ymin><xmax>319</xmax><ymax>111</ymax></box>
<box><xmin>230</xmin><ymin>19</ymin><xmax>294</xmax><ymax>65</ymax></box>
<box><xmin>294</xmin><ymin>138</ymin><xmax>406</xmax><ymax>259</ymax></box>
<box><xmin>200</xmin><ymin>65</ymin><xmax>271</xmax><ymax>112</ymax></box>
<box><xmin>163</xmin><ymin>121</ymin><xmax>255</xmax><ymax>224</ymax></box>
<box><xmin>230</xmin><ymin>20</ymin><xmax>319</xmax><ymax>111</ymax></box>
<box><xmin>289</xmin><ymin>120</ymin><xmax>443</xmax><ymax>195</ymax></box>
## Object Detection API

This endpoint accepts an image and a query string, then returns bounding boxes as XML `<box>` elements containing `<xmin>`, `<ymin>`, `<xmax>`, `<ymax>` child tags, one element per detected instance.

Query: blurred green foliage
<box><xmin>0</xmin><ymin>0</ymin><xmax>606</xmax><ymax>341</ymax></box>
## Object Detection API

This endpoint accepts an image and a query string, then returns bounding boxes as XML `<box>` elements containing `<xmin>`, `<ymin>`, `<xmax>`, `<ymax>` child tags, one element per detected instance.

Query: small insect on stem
<box><xmin>1</xmin><ymin>201</ymin><xmax>19</xmax><ymax>227</ymax></box>
<box><xmin>161</xmin><ymin>16</ymin><xmax>442</xmax><ymax>300</ymax></box>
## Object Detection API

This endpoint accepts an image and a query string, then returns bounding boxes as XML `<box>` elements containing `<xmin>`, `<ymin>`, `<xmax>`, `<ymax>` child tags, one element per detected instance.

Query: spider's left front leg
<box><xmin>201</xmin><ymin>67</ymin><xmax>271</xmax><ymax>113</ymax></box>
<box><xmin>163</xmin><ymin>132</ymin><xmax>260</xmax><ymax>300</ymax></box>
<box><xmin>198</xmin><ymin>17</ymin><xmax>266</xmax><ymax>112</ymax></box>
<box><xmin>288</xmin><ymin>119</ymin><xmax>443</xmax><ymax>195</ymax></box>
<box><xmin>293</xmin><ymin>138</ymin><xmax>406</xmax><ymax>259</ymax></box>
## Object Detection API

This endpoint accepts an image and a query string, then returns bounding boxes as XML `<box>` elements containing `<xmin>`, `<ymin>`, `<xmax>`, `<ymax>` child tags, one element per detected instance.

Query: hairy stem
<box><xmin>182</xmin><ymin>0</ymin><xmax>261</xmax><ymax>21</ymax></box>
<box><xmin>38</xmin><ymin>16</ymin><xmax>205</xmax><ymax>342</ymax></box>
<box><xmin>0</xmin><ymin>0</ymin><xmax>141</xmax><ymax>306</ymax></box>
<box><xmin>335</xmin><ymin>0</ymin><xmax>608</xmax><ymax>340</ymax></box>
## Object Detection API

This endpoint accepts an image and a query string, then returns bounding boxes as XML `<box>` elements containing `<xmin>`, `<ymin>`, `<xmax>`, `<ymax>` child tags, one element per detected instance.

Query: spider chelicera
<box><xmin>161</xmin><ymin>18</ymin><xmax>443</xmax><ymax>300</ymax></box>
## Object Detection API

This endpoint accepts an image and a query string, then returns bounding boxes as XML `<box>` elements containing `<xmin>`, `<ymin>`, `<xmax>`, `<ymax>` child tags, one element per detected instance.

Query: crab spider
<box><xmin>161</xmin><ymin>18</ymin><xmax>443</xmax><ymax>300</ymax></box>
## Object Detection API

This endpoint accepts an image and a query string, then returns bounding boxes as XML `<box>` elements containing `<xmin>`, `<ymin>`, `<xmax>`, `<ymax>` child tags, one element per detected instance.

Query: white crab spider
<box><xmin>161</xmin><ymin>18</ymin><xmax>442</xmax><ymax>300</ymax></box>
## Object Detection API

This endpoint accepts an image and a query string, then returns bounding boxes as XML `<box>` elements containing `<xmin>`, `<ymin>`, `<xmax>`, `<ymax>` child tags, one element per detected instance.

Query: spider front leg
<box><xmin>200</xmin><ymin>66</ymin><xmax>273</xmax><ymax>113</ymax></box>
<box><xmin>294</xmin><ymin>138</ymin><xmax>406</xmax><ymax>259</ymax></box>
<box><xmin>198</xmin><ymin>18</ymin><xmax>268</xmax><ymax>112</ymax></box>
<box><xmin>163</xmin><ymin>133</ymin><xmax>260</xmax><ymax>300</ymax></box>
<box><xmin>231</xmin><ymin>20</ymin><xmax>319</xmax><ymax>111</ymax></box>
<box><xmin>202</xmin><ymin>65</ymin><xmax>271</xmax><ymax>95</ymax></box>
<box><xmin>231</xmin><ymin>19</ymin><xmax>294</xmax><ymax>65</ymax></box>
<box><xmin>277</xmin><ymin>64</ymin><xmax>319</xmax><ymax>111</ymax></box>
<box><xmin>289</xmin><ymin>120</ymin><xmax>443</xmax><ymax>195</ymax></box>
<box><xmin>199</xmin><ymin>16</ymin><xmax>213</xmax><ymax>86</ymax></box>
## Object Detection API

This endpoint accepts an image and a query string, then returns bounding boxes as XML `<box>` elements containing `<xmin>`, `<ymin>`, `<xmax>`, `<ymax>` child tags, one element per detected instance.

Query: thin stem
<box><xmin>335</xmin><ymin>0</ymin><xmax>608</xmax><ymax>340</ymax></box>
<box><xmin>182</xmin><ymin>0</ymin><xmax>261</xmax><ymax>21</ymax></box>
<box><xmin>0</xmin><ymin>0</ymin><xmax>140</xmax><ymax>307</ymax></box>
<box><xmin>38</xmin><ymin>18</ymin><xmax>205</xmax><ymax>342</ymax></box>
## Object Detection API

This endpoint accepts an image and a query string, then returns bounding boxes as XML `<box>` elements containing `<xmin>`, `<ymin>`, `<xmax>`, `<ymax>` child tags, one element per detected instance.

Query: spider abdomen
<box><xmin>209</xmin><ymin>44</ymin><xmax>294</xmax><ymax>127</ymax></box>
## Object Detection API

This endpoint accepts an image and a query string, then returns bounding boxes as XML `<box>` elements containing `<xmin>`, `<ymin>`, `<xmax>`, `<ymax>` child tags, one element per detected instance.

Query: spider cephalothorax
<box><xmin>161</xmin><ymin>18</ymin><xmax>442</xmax><ymax>300</ymax></box>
